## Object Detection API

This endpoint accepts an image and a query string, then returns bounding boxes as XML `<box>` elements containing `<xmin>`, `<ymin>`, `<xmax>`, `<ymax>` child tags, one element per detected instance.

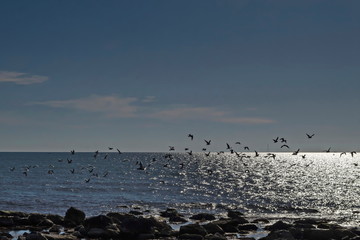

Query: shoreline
<box><xmin>1</xmin><ymin>207</ymin><xmax>360</xmax><ymax>240</ymax></box>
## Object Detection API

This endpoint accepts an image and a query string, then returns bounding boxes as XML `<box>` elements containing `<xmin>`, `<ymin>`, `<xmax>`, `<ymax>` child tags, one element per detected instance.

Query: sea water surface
<box><xmin>0</xmin><ymin>152</ymin><xmax>359</xmax><ymax>225</ymax></box>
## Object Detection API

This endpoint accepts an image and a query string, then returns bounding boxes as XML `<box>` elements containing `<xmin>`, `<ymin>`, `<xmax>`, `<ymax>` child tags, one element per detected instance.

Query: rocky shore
<box><xmin>1</xmin><ymin>207</ymin><xmax>360</xmax><ymax>240</ymax></box>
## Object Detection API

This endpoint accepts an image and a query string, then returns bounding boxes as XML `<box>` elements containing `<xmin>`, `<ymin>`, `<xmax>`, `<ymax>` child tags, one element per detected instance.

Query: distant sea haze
<box><xmin>1</xmin><ymin>152</ymin><xmax>359</xmax><ymax>226</ymax></box>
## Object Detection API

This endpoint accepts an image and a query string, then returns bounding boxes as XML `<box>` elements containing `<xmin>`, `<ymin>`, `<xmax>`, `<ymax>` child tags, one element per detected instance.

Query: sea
<box><xmin>1</xmin><ymin>152</ymin><xmax>360</xmax><ymax>226</ymax></box>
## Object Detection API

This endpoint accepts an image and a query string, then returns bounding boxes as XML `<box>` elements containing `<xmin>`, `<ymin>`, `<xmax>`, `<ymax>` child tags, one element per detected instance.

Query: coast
<box><xmin>1</xmin><ymin>207</ymin><xmax>359</xmax><ymax>240</ymax></box>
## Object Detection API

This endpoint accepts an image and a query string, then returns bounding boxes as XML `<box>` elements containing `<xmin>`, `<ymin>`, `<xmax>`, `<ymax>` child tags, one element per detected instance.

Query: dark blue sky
<box><xmin>0</xmin><ymin>0</ymin><xmax>359</xmax><ymax>152</ymax></box>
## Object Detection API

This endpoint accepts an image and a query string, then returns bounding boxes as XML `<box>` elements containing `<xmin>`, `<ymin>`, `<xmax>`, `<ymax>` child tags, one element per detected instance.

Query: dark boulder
<box><xmin>212</xmin><ymin>219</ymin><xmax>239</xmax><ymax>233</ymax></box>
<box><xmin>265</xmin><ymin>221</ymin><xmax>292</xmax><ymax>231</ymax></box>
<box><xmin>261</xmin><ymin>230</ymin><xmax>295</xmax><ymax>240</ymax></box>
<box><xmin>84</xmin><ymin>215</ymin><xmax>113</xmax><ymax>229</ymax></box>
<box><xmin>204</xmin><ymin>233</ymin><xmax>227</xmax><ymax>240</ymax></box>
<box><xmin>179</xmin><ymin>233</ymin><xmax>204</xmax><ymax>240</ymax></box>
<box><xmin>46</xmin><ymin>214</ymin><xmax>64</xmax><ymax>225</ymax></box>
<box><xmin>25</xmin><ymin>232</ymin><xmax>48</xmax><ymax>240</ymax></box>
<box><xmin>202</xmin><ymin>223</ymin><xmax>224</xmax><ymax>234</ymax></box>
<box><xmin>160</xmin><ymin>208</ymin><xmax>183</xmax><ymax>218</ymax></box>
<box><xmin>0</xmin><ymin>217</ymin><xmax>14</xmax><ymax>227</ymax></box>
<box><xmin>28</xmin><ymin>214</ymin><xmax>47</xmax><ymax>226</ymax></box>
<box><xmin>169</xmin><ymin>215</ymin><xmax>188</xmax><ymax>223</ymax></box>
<box><xmin>237</xmin><ymin>224</ymin><xmax>258</xmax><ymax>231</ymax></box>
<box><xmin>179</xmin><ymin>223</ymin><xmax>207</xmax><ymax>236</ymax></box>
<box><xmin>64</xmin><ymin>207</ymin><xmax>85</xmax><ymax>226</ymax></box>
<box><xmin>190</xmin><ymin>213</ymin><xmax>216</xmax><ymax>221</ymax></box>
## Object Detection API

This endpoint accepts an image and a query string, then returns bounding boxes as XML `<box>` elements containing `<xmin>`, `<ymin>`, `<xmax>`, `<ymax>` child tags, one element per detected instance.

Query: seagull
<box><xmin>169</xmin><ymin>146</ymin><xmax>175</xmax><ymax>151</ymax></box>
<box><xmin>70</xmin><ymin>150</ymin><xmax>75</xmax><ymax>155</ymax></box>
<box><xmin>351</xmin><ymin>151</ymin><xmax>356</xmax><ymax>157</ymax></box>
<box><xmin>205</xmin><ymin>152</ymin><xmax>211</xmax><ymax>157</ymax></box>
<box><xmin>254</xmin><ymin>150</ymin><xmax>259</xmax><ymax>157</ymax></box>
<box><xmin>67</xmin><ymin>158</ymin><xmax>72</xmax><ymax>164</ymax></box>
<box><xmin>273</xmin><ymin>137</ymin><xmax>279</xmax><ymax>143</ymax></box>
<box><xmin>340</xmin><ymin>152</ymin><xmax>346</xmax><ymax>157</ymax></box>
<box><xmin>281</xmin><ymin>144</ymin><xmax>290</xmax><ymax>149</ymax></box>
<box><xmin>292</xmin><ymin>149</ymin><xmax>300</xmax><ymax>155</ymax></box>
<box><xmin>48</xmin><ymin>170</ymin><xmax>54</xmax><ymax>174</ymax></box>
<box><xmin>202</xmin><ymin>148</ymin><xmax>207</xmax><ymax>151</ymax></box>
<box><xmin>306</xmin><ymin>133</ymin><xmax>315</xmax><ymax>139</ymax></box>
<box><xmin>280</xmin><ymin>138</ymin><xmax>287</xmax><ymax>143</ymax></box>
<box><xmin>85</xmin><ymin>178</ymin><xmax>91</xmax><ymax>183</ymax></box>
<box><xmin>108</xmin><ymin>147</ymin><xmax>113</xmax><ymax>150</ymax></box>
<box><xmin>9</xmin><ymin>167</ymin><xmax>15</xmax><ymax>172</ymax></box>
<box><xmin>116</xmin><ymin>148</ymin><xmax>122</xmax><ymax>154</ymax></box>
<box><xmin>204</xmin><ymin>139</ymin><xmax>211</xmax><ymax>145</ymax></box>
<box><xmin>70</xmin><ymin>169</ymin><xmax>75</xmax><ymax>174</ymax></box>
<box><xmin>187</xmin><ymin>150</ymin><xmax>193</xmax><ymax>156</ymax></box>
<box><xmin>104</xmin><ymin>154</ymin><xmax>108</xmax><ymax>159</ymax></box>
<box><xmin>244</xmin><ymin>146</ymin><xmax>249</xmax><ymax>150</ymax></box>
<box><xmin>325</xmin><ymin>147</ymin><xmax>331</xmax><ymax>153</ymax></box>
<box><xmin>188</xmin><ymin>134</ymin><xmax>194</xmax><ymax>140</ymax></box>
<box><xmin>301</xmin><ymin>154</ymin><xmax>306</xmax><ymax>159</ymax></box>
<box><xmin>235</xmin><ymin>142</ymin><xmax>241</xmax><ymax>145</ymax></box>
<box><xmin>226</xmin><ymin>143</ymin><xmax>231</xmax><ymax>150</ymax></box>
<box><xmin>137</xmin><ymin>162</ymin><xmax>145</xmax><ymax>170</ymax></box>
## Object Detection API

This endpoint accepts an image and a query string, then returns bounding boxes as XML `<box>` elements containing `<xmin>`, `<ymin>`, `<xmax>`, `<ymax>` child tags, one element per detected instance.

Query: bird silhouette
<box><xmin>204</xmin><ymin>139</ymin><xmax>211</xmax><ymax>145</ymax></box>
<box><xmin>273</xmin><ymin>137</ymin><xmax>279</xmax><ymax>143</ymax></box>
<box><xmin>70</xmin><ymin>150</ymin><xmax>75</xmax><ymax>155</ymax></box>
<box><xmin>169</xmin><ymin>146</ymin><xmax>175</xmax><ymax>151</ymax></box>
<box><xmin>340</xmin><ymin>152</ymin><xmax>346</xmax><ymax>157</ymax></box>
<box><xmin>226</xmin><ymin>143</ymin><xmax>231</xmax><ymax>149</ymax></box>
<box><xmin>188</xmin><ymin>134</ymin><xmax>194</xmax><ymax>140</ymax></box>
<box><xmin>292</xmin><ymin>149</ymin><xmax>300</xmax><ymax>155</ymax></box>
<box><xmin>281</xmin><ymin>144</ymin><xmax>290</xmax><ymax>148</ymax></box>
<box><xmin>116</xmin><ymin>148</ymin><xmax>122</xmax><ymax>154</ymax></box>
<box><xmin>325</xmin><ymin>147</ymin><xmax>331</xmax><ymax>153</ymax></box>
<box><xmin>306</xmin><ymin>133</ymin><xmax>315</xmax><ymax>139</ymax></box>
<box><xmin>351</xmin><ymin>151</ymin><xmax>357</xmax><ymax>157</ymax></box>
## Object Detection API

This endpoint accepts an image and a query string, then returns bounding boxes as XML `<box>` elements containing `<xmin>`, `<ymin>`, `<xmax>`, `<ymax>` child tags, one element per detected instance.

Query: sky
<box><xmin>0</xmin><ymin>0</ymin><xmax>359</xmax><ymax>152</ymax></box>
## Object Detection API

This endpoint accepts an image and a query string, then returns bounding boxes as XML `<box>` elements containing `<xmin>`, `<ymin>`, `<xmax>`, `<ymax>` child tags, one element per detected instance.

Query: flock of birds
<box><xmin>8</xmin><ymin>133</ymin><xmax>359</xmax><ymax>183</ymax></box>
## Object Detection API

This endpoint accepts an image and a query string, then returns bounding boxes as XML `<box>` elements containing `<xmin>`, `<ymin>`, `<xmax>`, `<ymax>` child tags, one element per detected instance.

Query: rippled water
<box><xmin>0</xmin><ymin>152</ymin><xmax>359</xmax><ymax>225</ymax></box>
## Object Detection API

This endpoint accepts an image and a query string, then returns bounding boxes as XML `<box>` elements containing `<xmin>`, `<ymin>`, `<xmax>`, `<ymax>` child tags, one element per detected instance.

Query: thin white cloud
<box><xmin>30</xmin><ymin>95</ymin><xmax>138</xmax><ymax>118</ymax></box>
<box><xmin>0</xmin><ymin>71</ymin><xmax>48</xmax><ymax>85</ymax></box>
<box><xmin>149</xmin><ymin>106</ymin><xmax>274</xmax><ymax>124</ymax></box>
<box><xmin>142</xmin><ymin>96</ymin><xmax>156</xmax><ymax>103</ymax></box>
<box><xmin>30</xmin><ymin>95</ymin><xmax>275</xmax><ymax>124</ymax></box>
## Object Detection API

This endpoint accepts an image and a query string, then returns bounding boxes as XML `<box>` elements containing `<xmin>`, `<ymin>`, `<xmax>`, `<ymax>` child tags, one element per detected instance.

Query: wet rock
<box><xmin>294</xmin><ymin>222</ymin><xmax>315</xmax><ymax>229</ymax></box>
<box><xmin>0</xmin><ymin>233</ymin><xmax>12</xmax><ymax>239</ymax></box>
<box><xmin>179</xmin><ymin>233</ymin><xmax>204</xmax><ymax>240</ymax></box>
<box><xmin>13</xmin><ymin>216</ymin><xmax>31</xmax><ymax>226</ymax></box>
<box><xmin>129</xmin><ymin>210</ymin><xmax>143</xmax><ymax>216</ymax></box>
<box><xmin>293</xmin><ymin>218</ymin><xmax>326</xmax><ymax>225</ymax></box>
<box><xmin>37</xmin><ymin>219</ymin><xmax>54</xmax><ymax>227</ymax></box>
<box><xmin>211</xmin><ymin>220</ymin><xmax>239</xmax><ymax>233</ymax></box>
<box><xmin>64</xmin><ymin>207</ymin><xmax>85</xmax><ymax>226</ymax></box>
<box><xmin>84</xmin><ymin>215</ymin><xmax>113</xmax><ymax>229</ymax></box>
<box><xmin>227</xmin><ymin>210</ymin><xmax>244</xmax><ymax>219</ymax></box>
<box><xmin>237</xmin><ymin>223</ymin><xmax>258</xmax><ymax>231</ymax></box>
<box><xmin>204</xmin><ymin>233</ymin><xmax>227</xmax><ymax>240</ymax></box>
<box><xmin>28</xmin><ymin>214</ymin><xmax>47</xmax><ymax>226</ymax></box>
<box><xmin>41</xmin><ymin>234</ymin><xmax>76</xmax><ymax>240</ymax></box>
<box><xmin>86</xmin><ymin>228</ymin><xmax>106</xmax><ymax>238</ymax></box>
<box><xmin>252</xmin><ymin>218</ymin><xmax>270</xmax><ymax>224</ymax></box>
<box><xmin>169</xmin><ymin>215</ymin><xmax>188</xmax><ymax>223</ymax></box>
<box><xmin>46</xmin><ymin>215</ymin><xmax>64</xmax><ymax>225</ymax></box>
<box><xmin>190</xmin><ymin>213</ymin><xmax>216</xmax><ymax>221</ymax></box>
<box><xmin>160</xmin><ymin>208</ymin><xmax>183</xmax><ymax>218</ymax></box>
<box><xmin>260</xmin><ymin>230</ymin><xmax>295</xmax><ymax>240</ymax></box>
<box><xmin>48</xmin><ymin>225</ymin><xmax>63</xmax><ymax>233</ymax></box>
<box><xmin>303</xmin><ymin>228</ymin><xmax>357</xmax><ymax>240</ymax></box>
<box><xmin>0</xmin><ymin>217</ymin><xmax>14</xmax><ymax>227</ymax></box>
<box><xmin>0</xmin><ymin>211</ymin><xmax>28</xmax><ymax>218</ymax></box>
<box><xmin>25</xmin><ymin>232</ymin><xmax>47</xmax><ymax>240</ymax></box>
<box><xmin>202</xmin><ymin>223</ymin><xmax>225</xmax><ymax>234</ymax></box>
<box><xmin>265</xmin><ymin>221</ymin><xmax>292</xmax><ymax>231</ymax></box>
<box><xmin>106</xmin><ymin>212</ymin><xmax>133</xmax><ymax>224</ymax></box>
<box><xmin>136</xmin><ymin>233</ymin><xmax>155</xmax><ymax>239</ymax></box>
<box><xmin>179</xmin><ymin>223</ymin><xmax>208</xmax><ymax>236</ymax></box>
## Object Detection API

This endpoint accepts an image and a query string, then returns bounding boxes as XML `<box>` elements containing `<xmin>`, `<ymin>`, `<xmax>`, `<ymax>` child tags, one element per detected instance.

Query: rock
<box><xmin>252</xmin><ymin>218</ymin><xmax>270</xmax><ymax>224</ymax></box>
<box><xmin>202</xmin><ymin>223</ymin><xmax>225</xmax><ymax>234</ymax></box>
<box><xmin>211</xmin><ymin>220</ymin><xmax>239</xmax><ymax>233</ymax></box>
<box><xmin>204</xmin><ymin>233</ymin><xmax>227</xmax><ymax>240</ymax></box>
<box><xmin>129</xmin><ymin>210</ymin><xmax>143</xmax><ymax>216</ymax></box>
<box><xmin>0</xmin><ymin>233</ymin><xmax>13</xmax><ymax>239</ymax></box>
<box><xmin>179</xmin><ymin>233</ymin><xmax>204</xmax><ymax>240</ymax></box>
<box><xmin>13</xmin><ymin>216</ymin><xmax>31</xmax><ymax>226</ymax></box>
<box><xmin>28</xmin><ymin>214</ymin><xmax>47</xmax><ymax>226</ymax></box>
<box><xmin>237</xmin><ymin>224</ymin><xmax>258</xmax><ymax>231</ymax></box>
<box><xmin>136</xmin><ymin>233</ymin><xmax>155</xmax><ymax>239</ymax></box>
<box><xmin>227</xmin><ymin>210</ymin><xmax>244</xmax><ymax>219</ymax></box>
<box><xmin>41</xmin><ymin>234</ymin><xmax>76</xmax><ymax>240</ymax></box>
<box><xmin>46</xmin><ymin>215</ymin><xmax>64</xmax><ymax>225</ymax></box>
<box><xmin>106</xmin><ymin>212</ymin><xmax>133</xmax><ymax>224</ymax></box>
<box><xmin>86</xmin><ymin>228</ymin><xmax>106</xmax><ymax>238</ymax></box>
<box><xmin>169</xmin><ymin>215</ymin><xmax>188</xmax><ymax>223</ymax></box>
<box><xmin>0</xmin><ymin>217</ymin><xmax>14</xmax><ymax>227</ymax></box>
<box><xmin>84</xmin><ymin>215</ymin><xmax>113</xmax><ymax>229</ymax></box>
<box><xmin>190</xmin><ymin>213</ymin><xmax>216</xmax><ymax>221</ymax></box>
<box><xmin>0</xmin><ymin>211</ymin><xmax>28</xmax><ymax>218</ymax></box>
<box><xmin>261</xmin><ymin>230</ymin><xmax>295</xmax><ymax>240</ymax></box>
<box><xmin>64</xmin><ymin>207</ymin><xmax>85</xmax><ymax>226</ymax></box>
<box><xmin>37</xmin><ymin>219</ymin><xmax>54</xmax><ymax>227</ymax></box>
<box><xmin>48</xmin><ymin>225</ymin><xmax>63</xmax><ymax>233</ymax></box>
<box><xmin>302</xmin><ymin>228</ymin><xmax>357</xmax><ymax>240</ymax></box>
<box><xmin>160</xmin><ymin>208</ymin><xmax>183</xmax><ymax>218</ymax></box>
<box><xmin>179</xmin><ymin>223</ymin><xmax>208</xmax><ymax>236</ymax></box>
<box><xmin>25</xmin><ymin>233</ymin><xmax>47</xmax><ymax>240</ymax></box>
<box><xmin>265</xmin><ymin>221</ymin><xmax>292</xmax><ymax>231</ymax></box>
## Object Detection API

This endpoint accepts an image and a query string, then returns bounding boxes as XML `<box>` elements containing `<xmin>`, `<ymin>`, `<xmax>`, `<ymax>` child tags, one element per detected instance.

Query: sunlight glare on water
<box><xmin>0</xmin><ymin>152</ymin><xmax>359</xmax><ymax>225</ymax></box>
